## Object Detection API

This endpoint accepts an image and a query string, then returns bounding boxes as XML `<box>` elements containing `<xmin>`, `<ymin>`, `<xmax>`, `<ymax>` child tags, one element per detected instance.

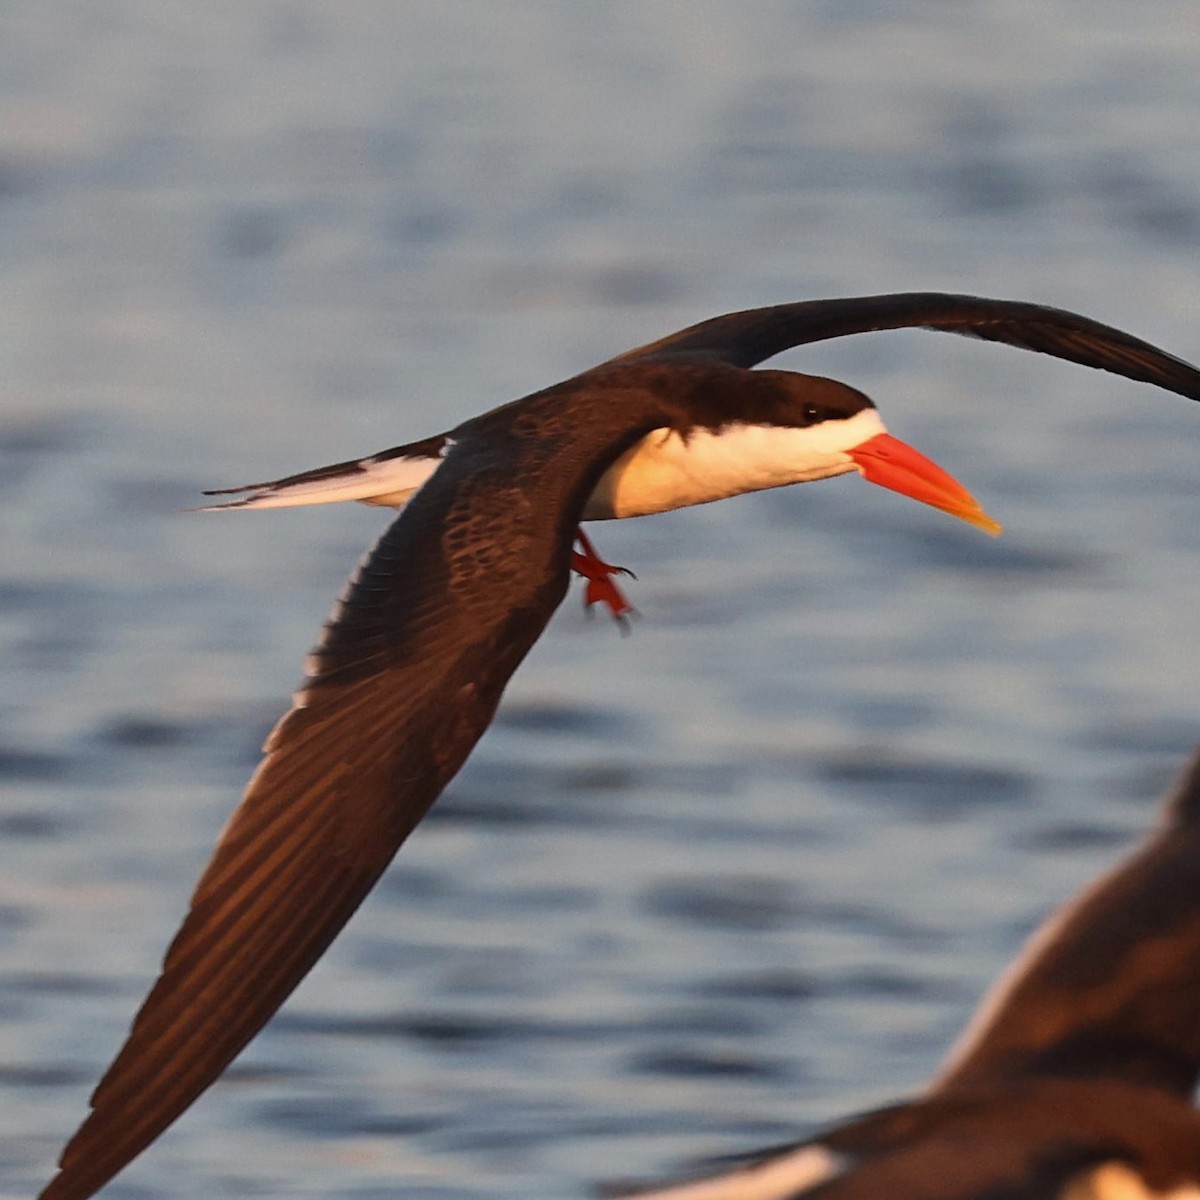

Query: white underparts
<box><xmin>583</xmin><ymin>408</ymin><xmax>887</xmax><ymax>520</ymax></box>
<box><xmin>620</xmin><ymin>1144</ymin><xmax>846</xmax><ymax>1200</ymax></box>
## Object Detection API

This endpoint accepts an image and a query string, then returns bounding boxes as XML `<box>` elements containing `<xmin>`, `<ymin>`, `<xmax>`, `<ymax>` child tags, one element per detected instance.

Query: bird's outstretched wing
<box><xmin>606</xmin><ymin>293</ymin><xmax>1200</xmax><ymax>403</ymax></box>
<box><xmin>932</xmin><ymin>744</ymin><xmax>1200</xmax><ymax>1099</ymax></box>
<box><xmin>38</xmin><ymin>386</ymin><xmax>663</xmax><ymax>1200</ymax></box>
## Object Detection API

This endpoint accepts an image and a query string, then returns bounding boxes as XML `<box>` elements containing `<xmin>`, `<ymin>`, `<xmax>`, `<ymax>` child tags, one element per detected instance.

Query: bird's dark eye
<box><xmin>802</xmin><ymin>404</ymin><xmax>822</xmax><ymax>424</ymax></box>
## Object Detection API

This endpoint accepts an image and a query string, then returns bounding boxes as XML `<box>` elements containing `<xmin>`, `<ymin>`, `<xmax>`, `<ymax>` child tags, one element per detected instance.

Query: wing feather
<box><xmin>605</xmin><ymin>292</ymin><xmax>1200</xmax><ymax>403</ymax></box>
<box><xmin>932</xmin><ymin>746</ymin><xmax>1200</xmax><ymax>1098</ymax></box>
<box><xmin>39</xmin><ymin>395</ymin><xmax>662</xmax><ymax>1200</ymax></box>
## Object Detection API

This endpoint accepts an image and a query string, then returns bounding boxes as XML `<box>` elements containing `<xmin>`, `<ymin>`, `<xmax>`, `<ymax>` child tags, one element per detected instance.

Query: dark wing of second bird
<box><xmin>932</xmin><ymin>743</ymin><xmax>1200</xmax><ymax>1100</ymax></box>
<box><xmin>38</xmin><ymin>381</ymin><xmax>669</xmax><ymax>1200</ymax></box>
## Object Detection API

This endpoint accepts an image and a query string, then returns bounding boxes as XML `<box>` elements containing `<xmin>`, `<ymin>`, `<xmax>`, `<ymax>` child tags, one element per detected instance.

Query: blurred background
<box><xmin>3</xmin><ymin>2</ymin><xmax>1200</xmax><ymax>1197</ymax></box>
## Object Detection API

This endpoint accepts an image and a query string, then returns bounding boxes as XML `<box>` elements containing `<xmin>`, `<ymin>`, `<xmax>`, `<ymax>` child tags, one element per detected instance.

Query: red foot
<box><xmin>571</xmin><ymin>528</ymin><xmax>637</xmax><ymax>626</ymax></box>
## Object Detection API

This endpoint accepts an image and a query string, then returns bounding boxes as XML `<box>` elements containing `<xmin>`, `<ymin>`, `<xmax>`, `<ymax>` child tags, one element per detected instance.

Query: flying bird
<box><xmin>197</xmin><ymin>301</ymin><xmax>1009</xmax><ymax>616</ymax></box>
<box><xmin>37</xmin><ymin>294</ymin><xmax>1200</xmax><ymax>1200</ymax></box>
<box><xmin>614</xmin><ymin>742</ymin><xmax>1200</xmax><ymax>1200</ymax></box>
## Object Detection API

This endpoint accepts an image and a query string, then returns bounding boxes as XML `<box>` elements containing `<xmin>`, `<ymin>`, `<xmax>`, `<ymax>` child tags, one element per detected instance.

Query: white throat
<box><xmin>583</xmin><ymin>408</ymin><xmax>886</xmax><ymax>520</ymax></box>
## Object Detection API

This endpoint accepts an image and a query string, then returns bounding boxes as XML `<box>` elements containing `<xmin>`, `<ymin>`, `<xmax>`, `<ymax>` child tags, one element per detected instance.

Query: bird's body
<box><xmin>203</xmin><ymin>368</ymin><xmax>893</xmax><ymax>522</ymax></box>
<box><xmin>618</xmin><ymin>746</ymin><xmax>1200</xmax><ymax>1200</ymax></box>
<box><xmin>201</xmin><ymin>360</ymin><xmax>999</xmax><ymax>618</ymax></box>
<box><xmin>37</xmin><ymin>294</ymin><xmax>1200</xmax><ymax>1200</ymax></box>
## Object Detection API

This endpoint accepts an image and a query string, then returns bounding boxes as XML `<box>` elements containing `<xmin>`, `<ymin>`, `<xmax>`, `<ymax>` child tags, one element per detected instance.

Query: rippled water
<box><xmin>4</xmin><ymin>3</ymin><xmax>1200</xmax><ymax>1197</ymax></box>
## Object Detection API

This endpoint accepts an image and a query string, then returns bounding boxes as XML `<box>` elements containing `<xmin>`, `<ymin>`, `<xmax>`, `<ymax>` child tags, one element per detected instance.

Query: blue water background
<box><xmin>3</xmin><ymin>3</ymin><xmax>1200</xmax><ymax>1196</ymax></box>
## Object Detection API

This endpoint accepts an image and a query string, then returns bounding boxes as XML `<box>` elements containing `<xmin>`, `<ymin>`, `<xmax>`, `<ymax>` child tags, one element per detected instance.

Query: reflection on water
<box><xmin>5</xmin><ymin>2</ymin><xmax>1200</xmax><ymax>1196</ymax></box>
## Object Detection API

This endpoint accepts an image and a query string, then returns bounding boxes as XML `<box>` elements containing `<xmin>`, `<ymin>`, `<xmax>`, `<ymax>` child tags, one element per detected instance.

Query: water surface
<box><xmin>3</xmin><ymin>4</ymin><xmax>1200</xmax><ymax>1197</ymax></box>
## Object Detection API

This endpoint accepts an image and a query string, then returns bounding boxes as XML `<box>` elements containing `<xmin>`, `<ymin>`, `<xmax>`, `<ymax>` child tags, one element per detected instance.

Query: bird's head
<box><xmin>761</xmin><ymin>371</ymin><xmax>1002</xmax><ymax>536</ymax></box>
